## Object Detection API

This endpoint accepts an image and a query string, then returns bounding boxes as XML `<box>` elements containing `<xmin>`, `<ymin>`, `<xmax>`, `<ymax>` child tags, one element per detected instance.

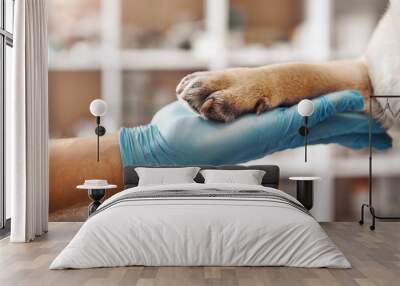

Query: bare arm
<box><xmin>49</xmin><ymin>134</ymin><xmax>122</xmax><ymax>214</ymax></box>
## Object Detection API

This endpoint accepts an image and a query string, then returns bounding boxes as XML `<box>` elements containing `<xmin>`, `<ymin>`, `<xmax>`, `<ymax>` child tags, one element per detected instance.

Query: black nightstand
<box><xmin>289</xmin><ymin>177</ymin><xmax>321</xmax><ymax>210</ymax></box>
<box><xmin>77</xmin><ymin>181</ymin><xmax>117</xmax><ymax>215</ymax></box>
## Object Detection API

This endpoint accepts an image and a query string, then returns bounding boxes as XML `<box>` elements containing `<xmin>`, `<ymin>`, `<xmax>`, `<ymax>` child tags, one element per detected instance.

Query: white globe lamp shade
<box><xmin>90</xmin><ymin>99</ymin><xmax>108</xmax><ymax>117</ymax></box>
<box><xmin>298</xmin><ymin>99</ymin><xmax>314</xmax><ymax>117</ymax></box>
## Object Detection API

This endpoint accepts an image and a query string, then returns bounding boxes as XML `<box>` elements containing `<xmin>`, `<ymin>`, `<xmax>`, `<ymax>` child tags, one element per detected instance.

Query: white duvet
<box><xmin>50</xmin><ymin>183</ymin><xmax>350</xmax><ymax>269</ymax></box>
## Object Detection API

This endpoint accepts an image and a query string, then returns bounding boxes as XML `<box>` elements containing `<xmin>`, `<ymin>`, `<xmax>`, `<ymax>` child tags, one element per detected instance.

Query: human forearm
<box><xmin>49</xmin><ymin>133</ymin><xmax>122</xmax><ymax>213</ymax></box>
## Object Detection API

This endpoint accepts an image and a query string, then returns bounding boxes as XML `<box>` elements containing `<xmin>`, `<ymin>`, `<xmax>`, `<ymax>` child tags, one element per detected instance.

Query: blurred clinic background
<box><xmin>47</xmin><ymin>0</ymin><xmax>400</xmax><ymax>222</ymax></box>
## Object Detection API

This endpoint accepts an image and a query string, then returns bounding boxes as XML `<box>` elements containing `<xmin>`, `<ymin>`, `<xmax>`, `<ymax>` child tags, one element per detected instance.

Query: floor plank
<box><xmin>0</xmin><ymin>222</ymin><xmax>399</xmax><ymax>286</ymax></box>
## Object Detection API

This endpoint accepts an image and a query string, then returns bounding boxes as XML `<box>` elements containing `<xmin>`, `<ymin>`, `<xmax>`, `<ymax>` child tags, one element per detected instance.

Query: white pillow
<box><xmin>200</xmin><ymin>169</ymin><xmax>266</xmax><ymax>185</ymax></box>
<box><xmin>135</xmin><ymin>167</ymin><xmax>200</xmax><ymax>186</ymax></box>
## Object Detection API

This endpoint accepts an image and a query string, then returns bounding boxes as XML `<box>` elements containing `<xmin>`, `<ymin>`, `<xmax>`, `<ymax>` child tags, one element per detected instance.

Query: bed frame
<box><xmin>123</xmin><ymin>165</ymin><xmax>280</xmax><ymax>189</ymax></box>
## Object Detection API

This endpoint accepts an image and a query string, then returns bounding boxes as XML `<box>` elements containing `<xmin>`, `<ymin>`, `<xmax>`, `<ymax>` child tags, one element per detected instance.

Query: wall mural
<box><xmin>47</xmin><ymin>0</ymin><xmax>399</xmax><ymax>224</ymax></box>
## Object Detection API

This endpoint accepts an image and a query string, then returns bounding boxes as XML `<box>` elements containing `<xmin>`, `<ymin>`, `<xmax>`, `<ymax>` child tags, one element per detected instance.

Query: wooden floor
<box><xmin>0</xmin><ymin>222</ymin><xmax>399</xmax><ymax>286</ymax></box>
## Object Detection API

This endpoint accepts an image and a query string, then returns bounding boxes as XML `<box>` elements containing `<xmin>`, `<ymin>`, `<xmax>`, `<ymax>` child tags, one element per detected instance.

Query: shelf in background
<box><xmin>334</xmin><ymin>153</ymin><xmax>400</xmax><ymax>177</ymax></box>
<box><xmin>249</xmin><ymin>147</ymin><xmax>400</xmax><ymax>178</ymax></box>
<box><xmin>227</xmin><ymin>48</ymin><xmax>315</xmax><ymax>66</ymax></box>
<box><xmin>49</xmin><ymin>48</ymin><xmax>324</xmax><ymax>71</ymax></box>
<box><xmin>49</xmin><ymin>49</ymin><xmax>209</xmax><ymax>71</ymax></box>
<box><xmin>120</xmin><ymin>50</ymin><xmax>209</xmax><ymax>70</ymax></box>
<box><xmin>49</xmin><ymin>49</ymin><xmax>103</xmax><ymax>71</ymax></box>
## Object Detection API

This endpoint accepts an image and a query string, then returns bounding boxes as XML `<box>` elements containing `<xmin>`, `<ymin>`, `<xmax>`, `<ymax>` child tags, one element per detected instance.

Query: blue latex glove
<box><xmin>119</xmin><ymin>91</ymin><xmax>392</xmax><ymax>166</ymax></box>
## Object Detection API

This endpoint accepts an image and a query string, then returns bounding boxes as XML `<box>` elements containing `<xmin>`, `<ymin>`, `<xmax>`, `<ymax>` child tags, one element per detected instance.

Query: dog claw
<box><xmin>255</xmin><ymin>97</ymin><xmax>270</xmax><ymax>114</ymax></box>
<box><xmin>191</xmin><ymin>81</ymin><xmax>203</xmax><ymax>88</ymax></box>
<box><xmin>200</xmin><ymin>98</ymin><xmax>215</xmax><ymax>115</ymax></box>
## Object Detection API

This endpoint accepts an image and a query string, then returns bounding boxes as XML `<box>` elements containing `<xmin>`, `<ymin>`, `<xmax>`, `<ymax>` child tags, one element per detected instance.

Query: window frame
<box><xmin>0</xmin><ymin>0</ymin><xmax>14</xmax><ymax>233</ymax></box>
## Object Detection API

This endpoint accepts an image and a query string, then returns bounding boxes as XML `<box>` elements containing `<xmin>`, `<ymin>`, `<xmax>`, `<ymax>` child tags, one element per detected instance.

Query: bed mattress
<box><xmin>50</xmin><ymin>183</ymin><xmax>350</xmax><ymax>269</ymax></box>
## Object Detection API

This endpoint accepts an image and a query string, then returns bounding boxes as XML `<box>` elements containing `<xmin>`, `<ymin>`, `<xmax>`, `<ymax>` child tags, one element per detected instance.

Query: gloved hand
<box><xmin>119</xmin><ymin>91</ymin><xmax>392</xmax><ymax>166</ymax></box>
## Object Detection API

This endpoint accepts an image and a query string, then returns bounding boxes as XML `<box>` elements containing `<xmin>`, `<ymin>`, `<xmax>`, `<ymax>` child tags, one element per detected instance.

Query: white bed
<box><xmin>50</xmin><ymin>183</ymin><xmax>350</xmax><ymax>269</ymax></box>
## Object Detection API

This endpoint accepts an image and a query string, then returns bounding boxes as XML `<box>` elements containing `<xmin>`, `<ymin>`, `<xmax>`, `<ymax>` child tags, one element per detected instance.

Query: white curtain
<box><xmin>9</xmin><ymin>0</ymin><xmax>49</xmax><ymax>242</ymax></box>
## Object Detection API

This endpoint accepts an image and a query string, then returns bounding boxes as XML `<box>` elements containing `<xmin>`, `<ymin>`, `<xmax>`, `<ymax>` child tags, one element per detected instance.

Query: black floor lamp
<box><xmin>359</xmin><ymin>95</ymin><xmax>400</xmax><ymax>230</ymax></box>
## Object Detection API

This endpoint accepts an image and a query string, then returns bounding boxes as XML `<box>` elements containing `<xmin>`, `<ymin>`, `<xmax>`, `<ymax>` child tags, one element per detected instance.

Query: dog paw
<box><xmin>177</xmin><ymin>68</ymin><xmax>275</xmax><ymax>122</ymax></box>
<box><xmin>199</xmin><ymin>91</ymin><xmax>236</xmax><ymax>122</ymax></box>
<box><xmin>176</xmin><ymin>71</ymin><xmax>231</xmax><ymax>114</ymax></box>
<box><xmin>199</xmin><ymin>91</ymin><xmax>271</xmax><ymax>122</ymax></box>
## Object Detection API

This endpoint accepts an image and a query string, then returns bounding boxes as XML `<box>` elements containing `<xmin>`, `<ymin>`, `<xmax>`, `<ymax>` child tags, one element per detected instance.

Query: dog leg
<box><xmin>177</xmin><ymin>59</ymin><xmax>372</xmax><ymax>122</ymax></box>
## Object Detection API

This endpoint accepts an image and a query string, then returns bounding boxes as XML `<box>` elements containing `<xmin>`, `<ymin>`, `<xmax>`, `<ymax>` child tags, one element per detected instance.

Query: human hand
<box><xmin>119</xmin><ymin>91</ymin><xmax>391</xmax><ymax>166</ymax></box>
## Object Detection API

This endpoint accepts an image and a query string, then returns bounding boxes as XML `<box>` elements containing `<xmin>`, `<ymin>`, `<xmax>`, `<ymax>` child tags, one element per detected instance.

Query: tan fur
<box><xmin>177</xmin><ymin>59</ymin><xmax>372</xmax><ymax>122</ymax></box>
